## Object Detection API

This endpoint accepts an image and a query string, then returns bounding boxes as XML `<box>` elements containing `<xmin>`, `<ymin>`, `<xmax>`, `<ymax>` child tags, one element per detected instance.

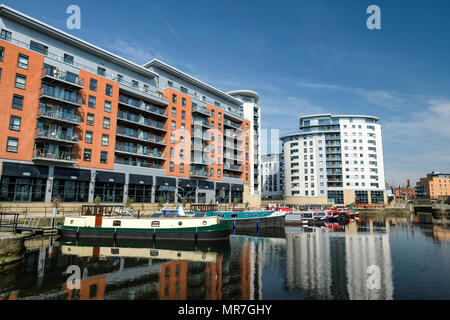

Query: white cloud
<box><xmin>296</xmin><ymin>80</ymin><xmax>404</xmax><ymax>110</ymax></box>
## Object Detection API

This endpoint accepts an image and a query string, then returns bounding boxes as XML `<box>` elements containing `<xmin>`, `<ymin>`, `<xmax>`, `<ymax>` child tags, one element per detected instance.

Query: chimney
<box><xmin>407</xmin><ymin>179</ymin><xmax>411</xmax><ymax>189</ymax></box>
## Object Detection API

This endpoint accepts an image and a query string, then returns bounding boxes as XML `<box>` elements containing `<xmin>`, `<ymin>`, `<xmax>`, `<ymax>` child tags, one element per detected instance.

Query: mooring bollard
<box><xmin>51</xmin><ymin>203</ymin><xmax>58</xmax><ymax>229</ymax></box>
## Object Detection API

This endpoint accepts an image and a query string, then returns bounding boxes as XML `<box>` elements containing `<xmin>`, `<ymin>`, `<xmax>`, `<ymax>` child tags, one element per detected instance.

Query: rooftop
<box><xmin>227</xmin><ymin>90</ymin><xmax>260</xmax><ymax>104</ymax></box>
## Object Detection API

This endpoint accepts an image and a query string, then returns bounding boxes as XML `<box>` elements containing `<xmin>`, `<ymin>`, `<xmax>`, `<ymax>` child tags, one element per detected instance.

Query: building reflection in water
<box><xmin>285</xmin><ymin>220</ymin><xmax>394</xmax><ymax>300</ymax></box>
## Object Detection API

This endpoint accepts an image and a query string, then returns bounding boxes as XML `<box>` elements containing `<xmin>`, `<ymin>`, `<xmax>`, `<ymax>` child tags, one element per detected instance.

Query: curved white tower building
<box><xmin>280</xmin><ymin>114</ymin><xmax>386</xmax><ymax>205</ymax></box>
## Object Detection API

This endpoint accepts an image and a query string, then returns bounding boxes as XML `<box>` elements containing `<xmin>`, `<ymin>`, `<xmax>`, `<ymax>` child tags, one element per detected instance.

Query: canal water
<box><xmin>0</xmin><ymin>216</ymin><xmax>449</xmax><ymax>300</ymax></box>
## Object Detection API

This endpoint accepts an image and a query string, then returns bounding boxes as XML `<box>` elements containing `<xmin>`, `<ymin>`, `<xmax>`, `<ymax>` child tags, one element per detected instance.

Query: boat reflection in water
<box><xmin>58</xmin><ymin>238</ymin><xmax>231</xmax><ymax>300</ymax></box>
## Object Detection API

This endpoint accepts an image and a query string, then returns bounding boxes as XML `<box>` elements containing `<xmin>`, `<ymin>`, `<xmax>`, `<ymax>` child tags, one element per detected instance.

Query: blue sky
<box><xmin>4</xmin><ymin>0</ymin><xmax>450</xmax><ymax>185</ymax></box>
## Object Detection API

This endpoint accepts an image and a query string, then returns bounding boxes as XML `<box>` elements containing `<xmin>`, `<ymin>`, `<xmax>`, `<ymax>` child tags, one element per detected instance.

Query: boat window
<box><xmin>244</xmin><ymin>214</ymin><xmax>248</xmax><ymax>217</ymax></box>
<box><xmin>152</xmin><ymin>221</ymin><xmax>160</xmax><ymax>227</ymax></box>
<box><xmin>254</xmin><ymin>214</ymin><xmax>258</xmax><ymax>217</ymax></box>
<box><xmin>264</xmin><ymin>213</ymin><xmax>267</xmax><ymax>216</ymax></box>
<box><xmin>111</xmin><ymin>248</ymin><xmax>119</xmax><ymax>255</ymax></box>
<box><xmin>202</xmin><ymin>220</ymin><xmax>207</xmax><ymax>225</ymax></box>
<box><xmin>178</xmin><ymin>221</ymin><xmax>182</xmax><ymax>226</ymax></box>
<box><xmin>218</xmin><ymin>213</ymin><xmax>224</xmax><ymax>218</ymax></box>
<box><xmin>231</xmin><ymin>214</ymin><xmax>238</xmax><ymax>218</ymax></box>
<box><xmin>150</xmin><ymin>250</ymin><xmax>158</xmax><ymax>256</ymax></box>
<box><xmin>113</xmin><ymin>220</ymin><xmax>121</xmax><ymax>226</ymax></box>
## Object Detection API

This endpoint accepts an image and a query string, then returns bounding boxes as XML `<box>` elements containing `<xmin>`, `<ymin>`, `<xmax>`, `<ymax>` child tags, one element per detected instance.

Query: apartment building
<box><xmin>280</xmin><ymin>114</ymin><xmax>386</xmax><ymax>205</ymax></box>
<box><xmin>261</xmin><ymin>153</ymin><xmax>284</xmax><ymax>200</ymax></box>
<box><xmin>0</xmin><ymin>5</ymin><xmax>260</xmax><ymax>205</ymax></box>
<box><xmin>416</xmin><ymin>172</ymin><xmax>450</xmax><ymax>199</ymax></box>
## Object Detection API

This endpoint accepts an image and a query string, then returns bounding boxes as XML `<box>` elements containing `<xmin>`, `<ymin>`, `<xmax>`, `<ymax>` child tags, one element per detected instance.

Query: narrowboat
<box><xmin>189</xmin><ymin>205</ymin><xmax>286</xmax><ymax>229</ymax></box>
<box><xmin>57</xmin><ymin>205</ymin><xmax>233</xmax><ymax>242</ymax></box>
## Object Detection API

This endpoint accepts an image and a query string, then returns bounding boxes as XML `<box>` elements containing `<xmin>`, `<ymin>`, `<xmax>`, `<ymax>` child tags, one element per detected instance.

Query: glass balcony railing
<box><xmin>39</xmin><ymin>87</ymin><xmax>83</xmax><ymax>106</ymax></box>
<box><xmin>115</xmin><ymin>144</ymin><xmax>165</xmax><ymax>158</ymax></box>
<box><xmin>114</xmin><ymin>159</ymin><xmax>163</xmax><ymax>169</ymax></box>
<box><xmin>42</xmin><ymin>67</ymin><xmax>84</xmax><ymax>87</ymax></box>
<box><xmin>117</xmin><ymin>111</ymin><xmax>167</xmax><ymax>131</ymax></box>
<box><xmin>190</xmin><ymin>167</ymin><xmax>209</xmax><ymax>177</ymax></box>
<box><xmin>37</xmin><ymin>108</ymin><xmax>81</xmax><ymax>124</ymax></box>
<box><xmin>223</xmin><ymin>163</ymin><xmax>243</xmax><ymax>172</ymax></box>
<box><xmin>118</xmin><ymin>95</ymin><xmax>167</xmax><ymax>117</ymax></box>
<box><xmin>32</xmin><ymin>148</ymin><xmax>77</xmax><ymax>162</ymax></box>
<box><xmin>35</xmin><ymin>128</ymin><xmax>79</xmax><ymax>143</ymax></box>
<box><xmin>192</xmin><ymin>104</ymin><xmax>211</xmax><ymax>116</ymax></box>
<box><xmin>116</xmin><ymin>127</ymin><xmax>166</xmax><ymax>144</ymax></box>
<box><xmin>192</xmin><ymin>118</ymin><xmax>212</xmax><ymax>128</ymax></box>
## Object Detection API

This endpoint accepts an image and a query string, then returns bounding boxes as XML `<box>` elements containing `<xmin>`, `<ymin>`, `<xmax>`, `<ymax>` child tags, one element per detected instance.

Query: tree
<box><xmin>157</xmin><ymin>195</ymin><xmax>165</xmax><ymax>208</ymax></box>
<box><xmin>126</xmin><ymin>197</ymin><xmax>134</xmax><ymax>208</ymax></box>
<box><xmin>232</xmin><ymin>197</ymin><xmax>239</xmax><ymax>209</ymax></box>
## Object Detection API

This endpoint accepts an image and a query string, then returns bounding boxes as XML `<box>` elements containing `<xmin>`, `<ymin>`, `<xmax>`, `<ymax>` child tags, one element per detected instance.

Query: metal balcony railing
<box><xmin>32</xmin><ymin>148</ymin><xmax>77</xmax><ymax>162</ymax></box>
<box><xmin>39</xmin><ymin>87</ymin><xmax>84</xmax><ymax>106</ymax></box>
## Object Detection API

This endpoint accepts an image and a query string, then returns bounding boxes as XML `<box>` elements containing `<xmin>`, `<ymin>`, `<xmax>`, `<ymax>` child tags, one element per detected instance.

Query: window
<box><xmin>180</xmin><ymin>86</ymin><xmax>188</xmax><ymax>93</ymax></box>
<box><xmin>63</xmin><ymin>53</ymin><xmax>74</xmax><ymax>65</ymax></box>
<box><xmin>172</xmin><ymin>94</ymin><xmax>177</xmax><ymax>103</ymax></box>
<box><xmin>85</xmin><ymin>131</ymin><xmax>93</xmax><ymax>144</ymax></box>
<box><xmin>180</xmin><ymin>149</ymin><xmax>184</xmax><ymax>159</ymax></box>
<box><xmin>168</xmin><ymin>80</ymin><xmax>173</xmax><ymax>88</ymax></box>
<box><xmin>180</xmin><ymin>137</ymin><xmax>184</xmax><ymax>145</ymax></box>
<box><xmin>88</xmin><ymin>96</ymin><xmax>96</xmax><ymax>108</ymax></box>
<box><xmin>116</xmin><ymin>74</ymin><xmax>123</xmax><ymax>83</ymax></box>
<box><xmin>106</xmin><ymin>84</ymin><xmax>113</xmax><ymax>97</ymax></box>
<box><xmin>181</xmin><ymin>123</ymin><xmax>185</xmax><ymax>133</ymax></box>
<box><xmin>170</xmin><ymin>162</ymin><xmax>175</xmax><ymax>172</ymax></box>
<box><xmin>83</xmin><ymin>149</ymin><xmax>92</xmax><ymax>162</ymax></box>
<box><xmin>100</xmin><ymin>151</ymin><xmax>108</xmax><ymax>163</ymax></box>
<box><xmin>12</xmin><ymin>95</ymin><xmax>24</xmax><ymax>110</ymax></box>
<box><xmin>97</xmin><ymin>66</ymin><xmax>106</xmax><ymax>76</ymax></box>
<box><xmin>182</xmin><ymin>97</ymin><xmax>186</xmax><ymax>106</ymax></box>
<box><xmin>172</xmin><ymin>107</ymin><xmax>176</xmax><ymax>117</ymax></box>
<box><xmin>132</xmin><ymin>80</ymin><xmax>138</xmax><ymax>88</ymax></box>
<box><xmin>15</xmin><ymin>74</ymin><xmax>26</xmax><ymax>89</ymax></box>
<box><xmin>102</xmin><ymin>134</ymin><xmax>109</xmax><ymax>146</ymax></box>
<box><xmin>181</xmin><ymin>110</ymin><xmax>186</xmax><ymax>120</ymax></box>
<box><xmin>104</xmin><ymin>100</ymin><xmax>111</xmax><ymax>113</ymax></box>
<box><xmin>6</xmin><ymin>137</ymin><xmax>18</xmax><ymax>153</ymax></box>
<box><xmin>0</xmin><ymin>68</ymin><xmax>2</xmax><ymax>81</ymax></box>
<box><xmin>17</xmin><ymin>54</ymin><xmax>28</xmax><ymax>69</ymax></box>
<box><xmin>0</xmin><ymin>46</ymin><xmax>4</xmax><ymax>62</ymax></box>
<box><xmin>170</xmin><ymin>148</ymin><xmax>174</xmax><ymax>158</ymax></box>
<box><xmin>171</xmin><ymin>121</ymin><xmax>176</xmax><ymax>130</ymax></box>
<box><xmin>90</xmin><ymin>79</ymin><xmax>97</xmax><ymax>91</ymax></box>
<box><xmin>9</xmin><ymin>116</ymin><xmax>21</xmax><ymax>131</ymax></box>
<box><xmin>0</xmin><ymin>29</ymin><xmax>12</xmax><ymax>41</ymax></box>
<box><xmin>218</xmin><ymin>112</ymin><xmax>222</xmax><ymax>120</ymax></box>
<box><xmin>30</xmin><ymin>40</ymin><xmax>48</xmax><ymax>55</ymax></box>
<box><xmin>180</xmin><ymin>163</ymin><xmax>184</xmax><ymax>173</ymax></box>
<box><xmin>170</xmin><ymin>134</ymin><xmax>175</xmax><ymax>144</ymax></box>
<box><xmin>103</xmin><ymin>117</ymin><xmax>110</xmax><ymax>129</ymax></box>
<box><xmin>86</xmin><ymin>113</ymin><xmax>95</xmax><ymax>126</ymax></box>
<box><xmin>218</xmin><ymin>169</ymin><xmax>221</xmax><ymax>178</ymax></box>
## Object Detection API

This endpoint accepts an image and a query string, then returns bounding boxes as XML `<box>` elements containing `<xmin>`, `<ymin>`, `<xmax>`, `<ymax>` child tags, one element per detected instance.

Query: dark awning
<box><xmin>54</xmin><ymin>167</ymin><xmax>91</xmax><ymax>181</ymax></box>
<box><xmin>178</xmin><ymin>179</ymin><xmax>197</xmax><ymax>188</ymax></box>
<box><xmin>1</xmin><ymin>162</ymin><xmax>48</xmax><ymax>178</ymax></box>
<box><xmin>129</xmin><ymin>174</ymin><xmax>153</xmax><ymax>185</ymax></box>
<box><xmin>197</xmin><ymin>180</ymin><xmax>214</xmax><ymax>190</ymax></box>
<box><xmin>95</xmin><ymin>171</ymin><xmax>125</xmax><ymax>184</ymax></box>
<box><xmin>156</xmin><ymin>176</ymin><xmax>176</xmax><ymax>187</ymax></box>
<box><xmin>216</xmin><ymin>182</ymin><xmax>230</xmax><ymax>191</ymax></box>
<box><xmin>231</xmin><ymin>184</ymin><xmax>244</xmax><ymax>192</ymax></box>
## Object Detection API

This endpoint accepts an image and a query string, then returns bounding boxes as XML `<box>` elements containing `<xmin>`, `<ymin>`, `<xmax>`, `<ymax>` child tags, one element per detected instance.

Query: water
<box><xmin>0</xmin><ymin>216</ymin><xmax>449</xmax><ymax>300</ymax></box>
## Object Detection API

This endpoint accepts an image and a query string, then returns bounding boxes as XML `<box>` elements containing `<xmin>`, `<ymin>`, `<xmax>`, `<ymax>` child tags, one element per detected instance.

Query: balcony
<box><xmin>224</xmin><ymin>130</ymin><xmax>243</xmax><ymax>141</ymax></box>
<box><xmin>115</xmin><ymin>144</ymin><xmax>165</xmax><ymax>160</ymax></box>
<box><xmin>39</xmin><ymin>87</ymin><xmax>83</xmax><ymax>107</ymax></box>
<box><xmin>223</xmin><ymin>163</ymin><xmax>243</xmax><ymax>172</ymax></box>
<box><xmin>191</xmin><ymin>143</ymin><xmax>211</xmax><ymax>153</ymax></box>
<box><xmin>224</xmin><ymin>119</ymin><xmax>242</xmax><ymax>130</ymax></box>
<box><xmin>192</xmin><ymin>104</ymin><xmax>211</xmax><ymax>117</ymax></box>
<box><xmin>190</xmin><ymin>157</ymin><xmax>210</xmax><ymax>165</ymax></box>
<box><xmin>326</xmin><ymin>155</ymin><xmax>342</xmax><ymax>161</ymax></box>
<box><xmin>224</xmin><ymin>142</ymin><xmax>244</xmax><ymax>151</ymax></box>
<box><xmin>118</xmin><ymin>82</ymin><xmax>168</xmax><ymax>106</ymax></box>
<box><xmin>35</xmin><ymin>128</ymin><xmax>79</xmax><ymax>144</ymax></box>
<box><xmin>116</xmin><ymin>127</ymin><xmax>166</xmax><ymax>145</ymax></box>
<box><xmin>192</xmin><ymin>130</ymin><xmax>212</xmax><ymax>141</ymax></box>
<box><xmin>192</xmin><ymin>118</ymin><xmax>212</xmax><ymax>128</ymax></box>
<box><xmin>37</xmin><ymin>108</ymin><xmax>81</xmax><ymax>126</ymax></box>
<box><xmin>190</xmin><ymin>167</ymin><xmax>209</xmax><ymax>179</ymax></box>
<box><xmin>41</xmin><ymin>67</ymin><xmax>84</xmax><ymax>90</ymax></box>
<box><xmin>32</xmin><ymin>148</ymin><xmax>77</xmax><ymax>164</ymax></box>
<box><xmin>118</xmin><ymin>95</ymin><xmax>168</xmax><ymax>118</ymax></box>
<box><xmin>117</xmin><ymin>111</ymin><xmax>167</xmax><ymax>132</ymax></box>
<box><xmin>114</xmin><ymin>159</ymin><xmax>163</xmax><ymax>169</ymax></box>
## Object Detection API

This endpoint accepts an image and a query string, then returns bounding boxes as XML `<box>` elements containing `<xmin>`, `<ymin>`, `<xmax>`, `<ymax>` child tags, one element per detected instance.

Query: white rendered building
<box><xmin>280</xmin><ymin>114</ymin><xmax>386</xmax><ymax>205</ymax></box>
